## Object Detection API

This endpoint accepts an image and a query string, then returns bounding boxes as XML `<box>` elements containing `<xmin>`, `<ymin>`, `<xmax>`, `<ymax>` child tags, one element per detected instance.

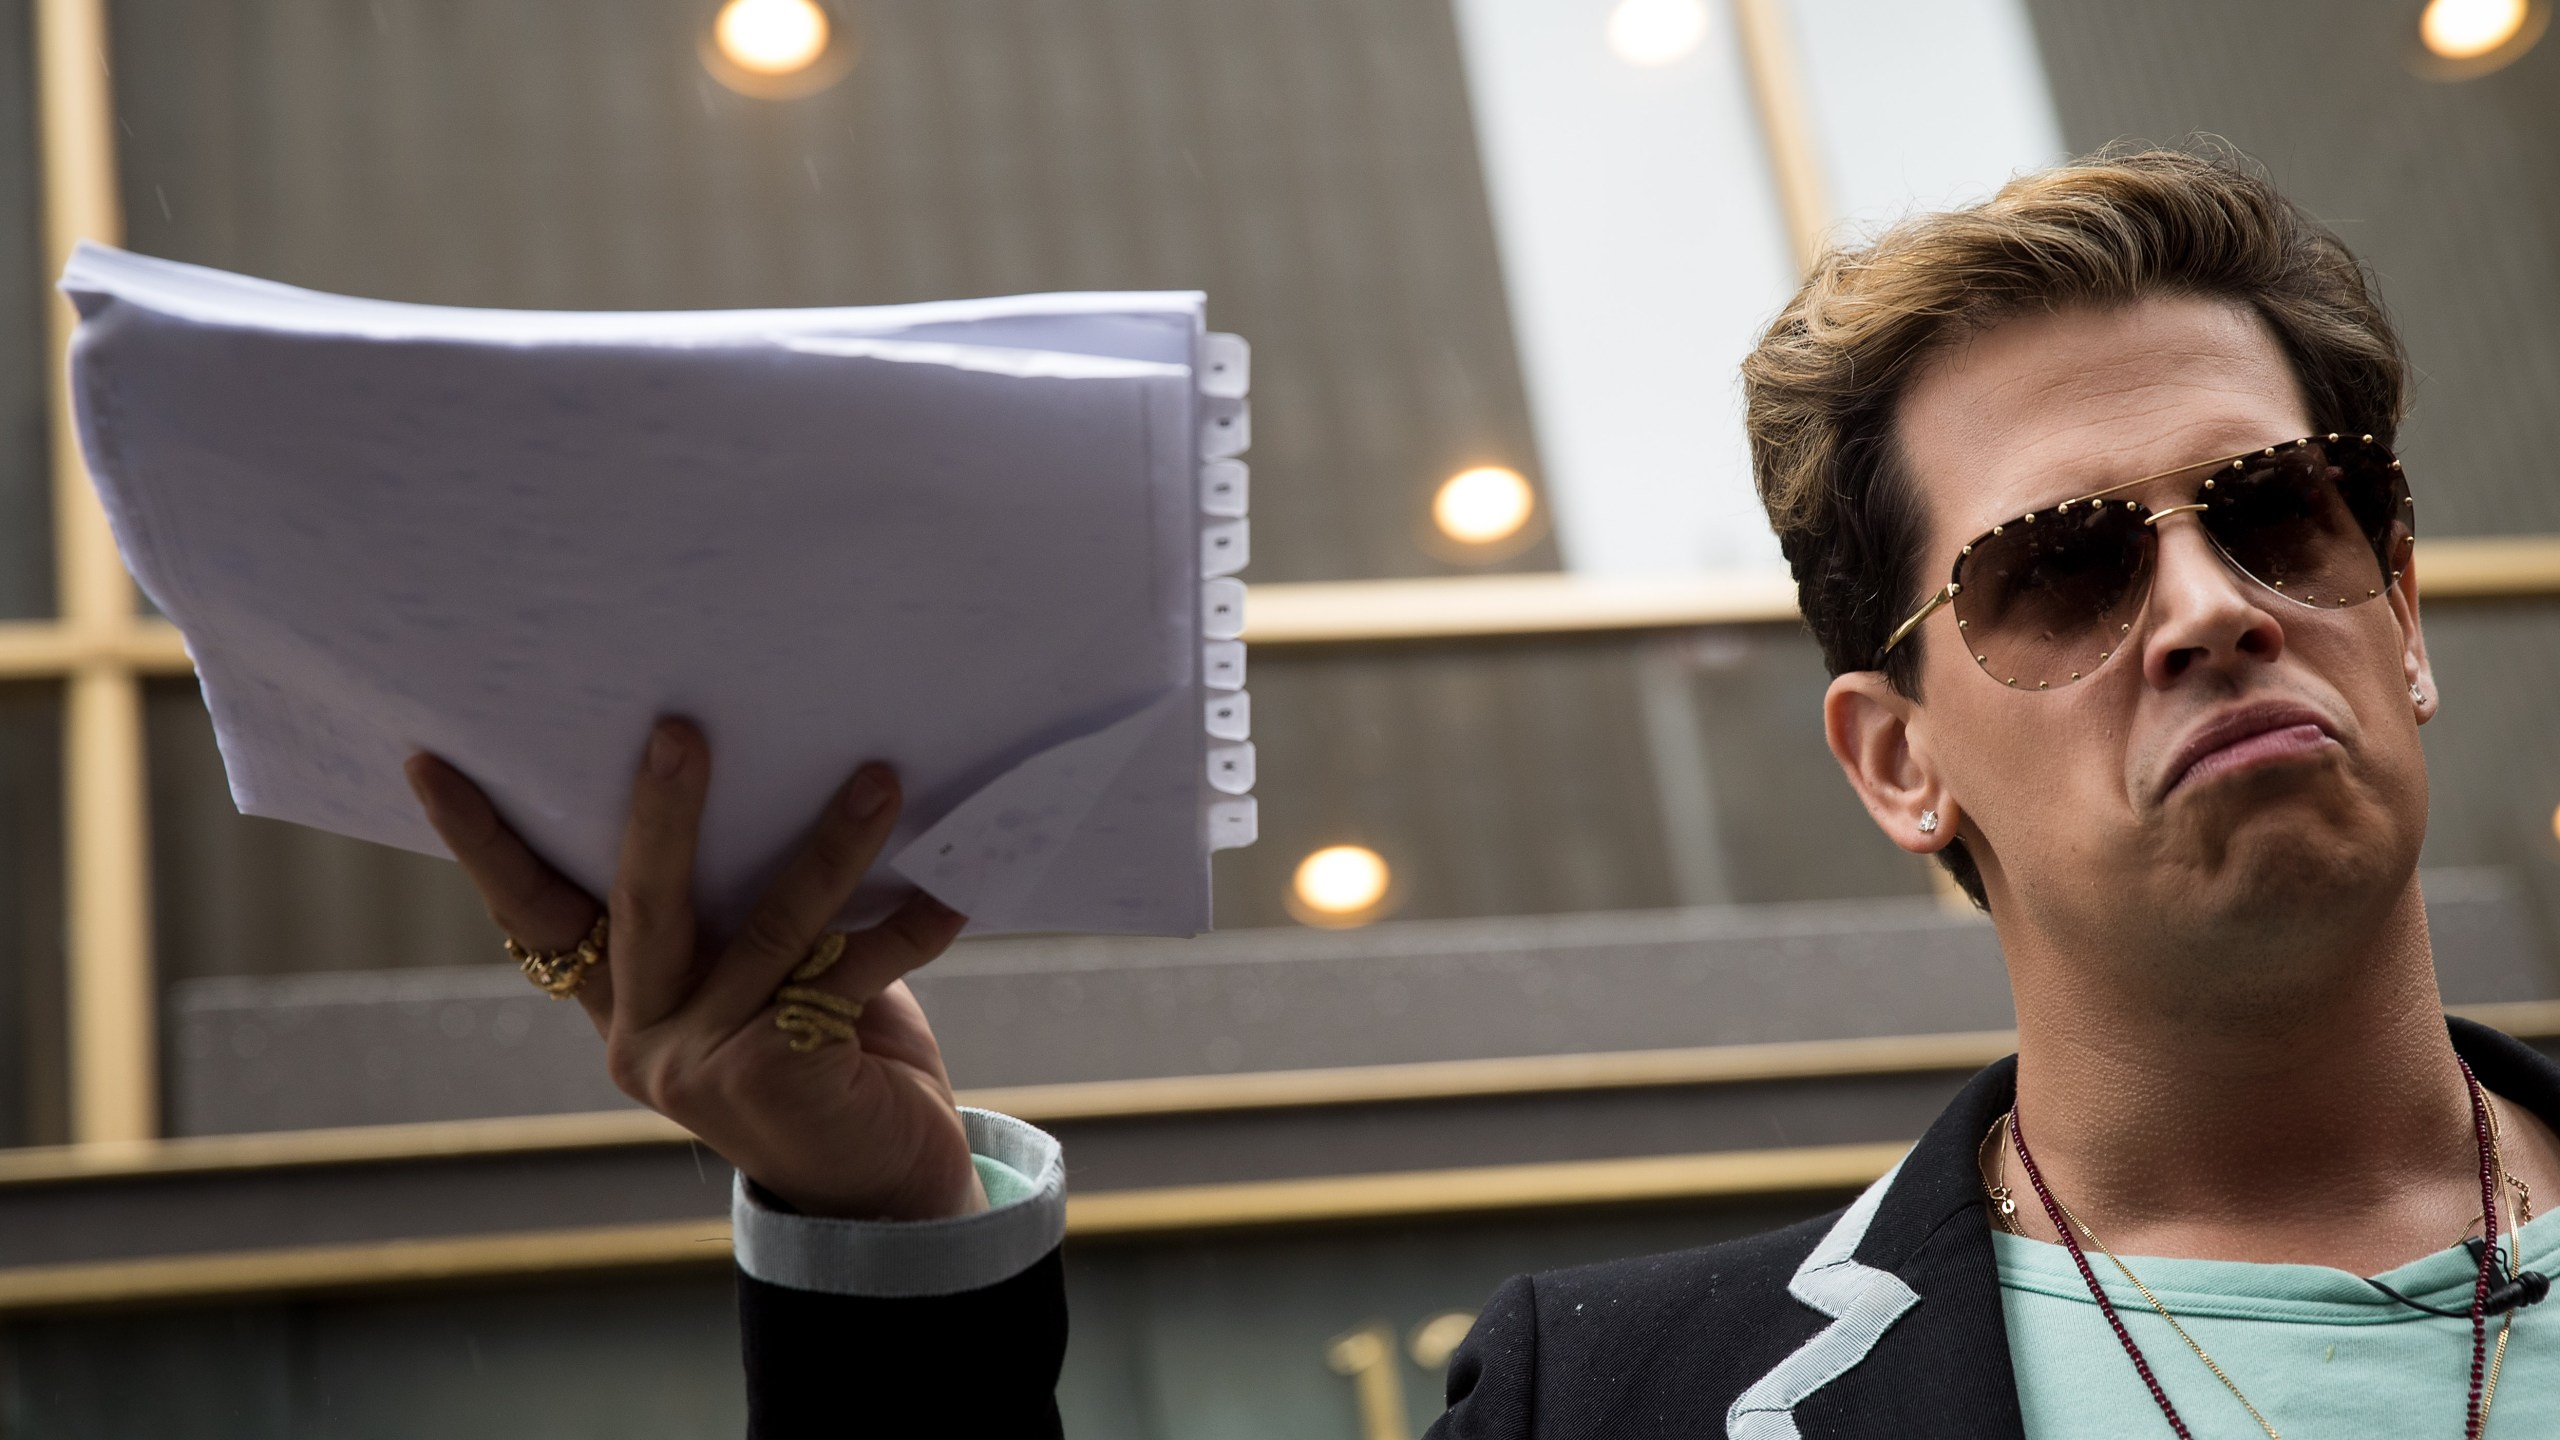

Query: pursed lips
<box><xmin>2160</xmin><ymin>705</ymin><xmax>2340</xmax><ymax>800</ymax></box>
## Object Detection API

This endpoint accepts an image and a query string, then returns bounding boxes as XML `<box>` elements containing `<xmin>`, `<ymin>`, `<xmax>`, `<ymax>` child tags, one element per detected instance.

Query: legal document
<box><xmin>61</xmin><ymin>244</ymin><xmax>1257</xmax><ymax>936</ymax></box>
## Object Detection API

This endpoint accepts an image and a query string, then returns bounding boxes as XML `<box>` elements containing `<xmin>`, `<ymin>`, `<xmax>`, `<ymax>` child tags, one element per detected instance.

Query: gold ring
<box><xmin>507</xmin><ymin>914</ymin><xmax>608</xmax><ymax>999</ymax></box>
<box><xmin>774</xmin><ymin>932</ymin><xmax>862</xmax><ymax>1051</ymax></box>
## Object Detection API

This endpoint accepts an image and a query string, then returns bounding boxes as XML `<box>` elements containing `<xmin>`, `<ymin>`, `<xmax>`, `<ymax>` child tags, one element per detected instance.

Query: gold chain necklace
<box><xmin>1977</xmin><ymin>1103</ymin><xmax>2533</xmax><ymax>1440</ymax></box>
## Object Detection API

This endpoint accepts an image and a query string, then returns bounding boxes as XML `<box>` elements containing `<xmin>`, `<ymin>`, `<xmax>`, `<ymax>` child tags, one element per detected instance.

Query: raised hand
<box><xmin>406</xmin><ymin>719</ymin><xmax>982</xmax><ymax>1221</ymax></box>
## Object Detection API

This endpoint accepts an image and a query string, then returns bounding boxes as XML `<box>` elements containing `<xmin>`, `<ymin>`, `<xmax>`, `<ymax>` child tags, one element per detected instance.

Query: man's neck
<box><xmin>1994</xmin><ymin>879</ymin><xmax>2547</xmax><ymax>1273</ymax></box>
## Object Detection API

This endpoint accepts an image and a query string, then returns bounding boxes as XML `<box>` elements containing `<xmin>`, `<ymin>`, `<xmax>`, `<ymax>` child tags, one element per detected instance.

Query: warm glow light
<box><xmin>2551</xmin><ymin>800</ymin><xmax>2560</xmax><ymax>846</ymax></box>
<box><xmin>1433</xmin><ymin>466</ymin><xmax>1537</xmax><ymax>546</ymax></box>
<box><xmin>1608</xmin><ymin>0</ymin><xmax>1710</xmax><ymax>66</ymax></box>
<box><xmin>716</xmin><ymin>0</ymin><xmax>831</xmax><ymax>76</ymax></box>
<box><xmin>1293</xmin><ymin>845</ymin><xmax>1391</xmax><ymax>918</ymax></box>
<box><xmin>2421</xmin><ymin>0</ymin><xmax>2531</xmax><ymax>57</ymax></box>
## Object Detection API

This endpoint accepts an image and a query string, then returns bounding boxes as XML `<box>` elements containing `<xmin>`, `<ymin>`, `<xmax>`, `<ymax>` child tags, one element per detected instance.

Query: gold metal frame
<box><xmin>31</xmin><ymin>0</ymin><xmax>151</xmax><ymax>1145</ymax></box>
<box><xmin>1881</xmin><ymin>434</ymin><xmax>2414</xmax><ymax>676</ymax></box>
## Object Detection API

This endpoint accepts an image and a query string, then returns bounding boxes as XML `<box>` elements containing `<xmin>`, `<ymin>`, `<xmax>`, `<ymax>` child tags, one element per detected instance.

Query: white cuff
<box><xmin>730</xmin><ymin>1108</ymin><xmax>1066</xmax><ymax>1298</ymax></box>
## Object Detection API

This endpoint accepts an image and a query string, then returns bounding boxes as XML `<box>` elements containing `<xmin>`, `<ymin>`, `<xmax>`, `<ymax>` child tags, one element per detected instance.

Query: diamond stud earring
<box><xmin>1918</xmin><ymin>809</ymin><xmax>1941</xmax><ymax>835</ymax></box>
<box><xmin>2410</xmin><ymin>683</ymin><xmax>2426</xmax><ymax>704</ymax></box>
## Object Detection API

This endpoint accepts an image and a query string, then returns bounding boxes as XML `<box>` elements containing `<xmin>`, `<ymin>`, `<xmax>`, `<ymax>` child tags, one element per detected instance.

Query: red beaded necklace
<box><xmin>2005</xmin><ymin>1056</ymin><xmax>2504</xmax><ymax>1440</ymax></box>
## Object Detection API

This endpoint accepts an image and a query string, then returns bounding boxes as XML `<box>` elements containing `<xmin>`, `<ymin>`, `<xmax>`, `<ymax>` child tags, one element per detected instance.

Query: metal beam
<box><xmin>0</xmin><ymin>1141</ymin><xmax>1898</xmax><ymax>1313</ymax></box>
<box><xmin>1730</xmin><ymin>0</ymin><xmax>1831</xmax><ymax>276</ymax></box>
<box><xmin>34</xmin><ymin>0</ymin><xmax>154</xmax><ymax>1144</ymax></box>
<box><xmin>3</xmin><ymin>999</ymin><xmax>2553</xmax><ymax>1187</ymax></box>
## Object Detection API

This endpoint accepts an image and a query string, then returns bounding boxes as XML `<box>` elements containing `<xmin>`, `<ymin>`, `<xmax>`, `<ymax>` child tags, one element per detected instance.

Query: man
<box><xmin>408</xmin><ymin>149</ymin><xmax>2560</xmax><ymax>1436</ymax></box>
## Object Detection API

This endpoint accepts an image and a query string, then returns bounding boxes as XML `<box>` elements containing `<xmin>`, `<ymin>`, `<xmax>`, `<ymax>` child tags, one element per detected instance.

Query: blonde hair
<box><xmin>1741</xmin><ymin>146</ymin><xmax>2406</xmax><ymax>903</ymax></box>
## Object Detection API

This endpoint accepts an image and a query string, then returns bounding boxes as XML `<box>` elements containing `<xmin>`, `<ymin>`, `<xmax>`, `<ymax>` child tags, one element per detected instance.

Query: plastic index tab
<box><xmin>1199</xmin><ymin>395</ymin><xmax>1249</xmax><ymax>459</ymax></box>
<box><xmin>1202</xmin><ymin>640</ymin><xmax>1245</xmax><ymax>691</ymax></box>
<box><xmin>1199</xmin><ymin>333</ymin><xmax>1250</xmax><ymax>399</ymax></box>
<box><xmin>1202</xmin><ymin>578</ymin><xmax>1245</xmax><ymax>639</ymax></box>
<box><xmin>1207</xmin><ymin>795</ymin><xmax>1258</xmax><ymax>851</ymax></box>
<box><xmin>1201</xmin><ymin>459</ymin><xmax>1248</xmax><ymax>518</ymax></box>
<box><xmin>1207</xmin><ymin>742</ymin><xmax>1256</xmax><ymax>795</ymax></box>
<box><xmin>1201</xmin><ymin>519</ymin><xmax>1249</xmax><ymax>579</ymax></box>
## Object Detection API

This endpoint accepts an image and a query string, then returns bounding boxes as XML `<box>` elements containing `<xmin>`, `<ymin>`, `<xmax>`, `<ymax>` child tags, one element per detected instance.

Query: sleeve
<box><xmin>1423</xmin><ymin>1270</ymin><xmax>1536</xmax><ymax>1424</ymax></box>
<box><xmin>731</xmin><ymin>1108</ymin><xmax>1065</xmax><ymax>1297</ymax></box>
<box><xmin>733</xmin><ymin>1109</ymin><xmax>1069</xmax><ymax>1439</ymax></box>
<box><xmin>1425</xmin><ymin>1274</ymin><xmax>1538</xmax><ymax>1439</ymax></box>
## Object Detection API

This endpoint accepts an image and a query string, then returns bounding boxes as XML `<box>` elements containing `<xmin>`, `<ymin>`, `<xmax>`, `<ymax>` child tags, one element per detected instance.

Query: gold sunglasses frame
<box><xmin>1877</xmin><ymin>433</ymin><xmax>2414</xmax><ymax>686</ymax></box>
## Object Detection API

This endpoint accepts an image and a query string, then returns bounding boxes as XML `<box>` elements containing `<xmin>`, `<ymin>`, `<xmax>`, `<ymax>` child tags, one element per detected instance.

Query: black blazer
<box><xmin>738</xmin><ymin>1018</ymin><xmax>2560</xmax><ymax>1438</ymax></box>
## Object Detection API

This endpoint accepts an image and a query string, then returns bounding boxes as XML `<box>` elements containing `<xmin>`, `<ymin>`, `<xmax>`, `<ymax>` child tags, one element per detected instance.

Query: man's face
<box><xmin>1888</xmin><ymin>295</ymin><xmax>2432</xmax><ymax>952</ymax></box>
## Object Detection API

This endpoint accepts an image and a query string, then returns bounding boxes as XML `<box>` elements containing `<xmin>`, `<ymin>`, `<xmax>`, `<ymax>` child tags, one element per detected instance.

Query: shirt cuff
<box><xmin>729</xmin><ymin>1108</ymin><xmax>1066</xmax><ymax>1299</ymax></box>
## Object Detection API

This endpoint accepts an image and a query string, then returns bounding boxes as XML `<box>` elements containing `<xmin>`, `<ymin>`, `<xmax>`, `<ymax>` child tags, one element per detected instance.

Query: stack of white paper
<box><xmin>62</xmin><ymin>244</ymin><xmax>1258</xmax><ymax>937</ymax></box>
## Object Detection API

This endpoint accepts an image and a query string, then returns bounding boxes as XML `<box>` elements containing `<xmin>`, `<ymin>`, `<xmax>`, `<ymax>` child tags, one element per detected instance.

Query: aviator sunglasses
<box><xmin>1879</xmin><ymin>433</ymin><xmax>2415</xmax><ymax>691</ymax></box>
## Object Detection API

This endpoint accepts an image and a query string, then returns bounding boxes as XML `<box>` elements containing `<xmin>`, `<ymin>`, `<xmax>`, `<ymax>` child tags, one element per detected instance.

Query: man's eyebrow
<box><xmin>1982</xmin><ymin>443</ymin><xmax>2261</xmax><ymax>527</ymax></box>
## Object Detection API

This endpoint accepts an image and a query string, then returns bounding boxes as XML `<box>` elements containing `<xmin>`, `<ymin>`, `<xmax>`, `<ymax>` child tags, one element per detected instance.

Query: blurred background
<box><xmin>1</xmin><ymin>0</ymin><xmax>2557</xmax><ymax>1435</ymax></box>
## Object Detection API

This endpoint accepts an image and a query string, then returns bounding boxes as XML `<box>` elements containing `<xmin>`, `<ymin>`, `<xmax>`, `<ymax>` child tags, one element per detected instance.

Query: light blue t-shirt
<box><xmin>1999</xmin><ymin>1211</ymin><xmax>2560</xmax><ymax>1436</ymax></box>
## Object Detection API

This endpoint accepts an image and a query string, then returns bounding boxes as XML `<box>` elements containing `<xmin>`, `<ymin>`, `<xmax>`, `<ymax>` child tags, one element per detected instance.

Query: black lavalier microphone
<box><xmin>2465</xmin><ymin>1238</ymin><xmax>2554</xmax><ymax>1315</ymax></box>
<box><xmin>2364</xmin><ymin>1240</ymin><xmax>2551</xmax><ymax>1318</ymax></box>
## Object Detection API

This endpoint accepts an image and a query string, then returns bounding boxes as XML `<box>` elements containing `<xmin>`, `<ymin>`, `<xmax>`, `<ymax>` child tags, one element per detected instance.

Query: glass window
<box><xmin>0</xmin><ymin>682</ymin><xmax>63</xmax><ymax>1147</ymax></box>
<box><xmin>0</xmin><ymin>0</ymin><xmax>52</xmax><ymax>621</ymax></box>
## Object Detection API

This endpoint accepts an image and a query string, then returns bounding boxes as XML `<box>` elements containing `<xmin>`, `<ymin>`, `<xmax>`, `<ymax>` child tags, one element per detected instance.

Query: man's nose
<box><xmin>2139</xmin><ymin>514</ymin><xmax>2285</xmax><ymax>687</ymax></box>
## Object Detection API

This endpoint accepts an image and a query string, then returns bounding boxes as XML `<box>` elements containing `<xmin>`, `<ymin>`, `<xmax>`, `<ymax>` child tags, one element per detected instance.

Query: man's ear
<box><xmin>2388</xmin><ymin>549</ymin><xmax>2437</xmax><ymax>724</ymax></box>
<box><xmin>1825</xmin><ymin>670</ymin><xmax>1959</xmax><ymax>854</ymax></box>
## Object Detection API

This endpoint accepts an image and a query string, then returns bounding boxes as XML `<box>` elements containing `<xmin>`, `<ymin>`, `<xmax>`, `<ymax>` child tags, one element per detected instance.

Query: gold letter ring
<box><xmin>506</xmin><ymin>914</ymin><xmax>609</xmax><ymax>999</ymax></box>
<box><xmin>774</xmin><ymin>932</ymin><xmax>863</xmax><ymax>1052</ymax></box>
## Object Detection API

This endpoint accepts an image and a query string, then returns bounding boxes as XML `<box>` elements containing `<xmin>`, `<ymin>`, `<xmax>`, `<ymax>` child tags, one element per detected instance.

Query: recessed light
<box><xmin>716</xmin><ymin>0</ymin><xmax>830</xmax><ymax>75</ymax></box>
<box><xmin>1608</xmin><ymin>0</ymin><xmax>1710</xmax><ymax>67</ymax></box>
<box><xmin>2414</xmin><ymin>0</ymin><xmax>2546</xmax><ymax>75</ymax></box>
<box><xmin>2423</xmin><ymin>0</ymin><xmax>2529</xmax><ymax>56</ymax></box>
<box><xmin>1432</xmin><ymin>466</ymin><xmax>1537</xmax><ymax>547</ymax></box>
<box><xmin>1291</xmin><ymin>845</ymin><xmax>1392</xmax><ymax>925</ymax></box>
<box><xmin>703</xmin><ymin>0</ymin><xmax>852</xmax><ymax>98</ymax></box>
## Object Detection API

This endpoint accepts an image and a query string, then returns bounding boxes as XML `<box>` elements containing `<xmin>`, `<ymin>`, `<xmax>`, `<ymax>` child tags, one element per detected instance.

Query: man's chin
<box><xmin>2157</xmin><ymin>778</ymin><xmax>2409</xmax><ymax>930</ymax></box>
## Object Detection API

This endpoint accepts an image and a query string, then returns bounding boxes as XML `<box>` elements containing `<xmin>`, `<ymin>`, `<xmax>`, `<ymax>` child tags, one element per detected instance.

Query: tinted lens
<box><xmin>1949</xmin><ymin>498</ymin><xmax>2154</xmax><ymax>690</ymax></box>
<box><xmin>2200</xmin><ymin>438</ymin><xmax>2413</xmax><ymax>609</ymax></box>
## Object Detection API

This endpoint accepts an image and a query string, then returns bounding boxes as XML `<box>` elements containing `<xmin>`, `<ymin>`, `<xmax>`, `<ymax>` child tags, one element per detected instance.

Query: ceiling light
<box><xmin>2422</xmin><ymin>0</ymin><xmax>2531</xmax><ymax>57</ymax></box>
<box><xmin>1432</xmin><ymin>466</ymin><xmax>1537</xmax><ymax>547</ymax></box>
<box><xmin>1608</xmin><ymin>0</ymin><xmax>1710</xmax><ymax>67</ymax></box>
<box><xmin>716</xmin><ymin>0</ymin><xmax>830</xmax><ymax>75</ymax></box>
<box><xmin>1292</xmin><ymin>845</ymin><xmax>1392</xmax><ymax>925</ymax></box>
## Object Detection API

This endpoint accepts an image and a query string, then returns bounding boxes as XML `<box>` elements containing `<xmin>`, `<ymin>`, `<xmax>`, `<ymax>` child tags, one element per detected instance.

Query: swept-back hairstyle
<box><xmin>1741</xmin><ymin>146</ymin><xmax>2407</xmax><ymax>906</ymax></box>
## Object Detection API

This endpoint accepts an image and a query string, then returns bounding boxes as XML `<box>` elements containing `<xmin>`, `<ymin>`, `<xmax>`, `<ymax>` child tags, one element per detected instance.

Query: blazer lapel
<box><xmin>1738</xmin><ymin>1058</ymin><xmax>2027</xmax><ymax>1440</ymax></box>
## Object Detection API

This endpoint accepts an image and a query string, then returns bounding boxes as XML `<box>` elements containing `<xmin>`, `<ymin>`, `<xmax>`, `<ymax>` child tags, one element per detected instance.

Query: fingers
<box><xmin>608</xmin><ymin>719</ymin><xmax>714</xmax><ymax>1032</ymax></box>
<box><xmin>728</xmin><ymin>890</ymin><xmax>968</xmax><ymax>1047</ymax></box>
<box><xmin>689</xmin><ymin>763</ymin><xmax>912</xmax><ymax>1029</ymax></box>
<box><xmin>830</xmin><ymin>891</ymin><xmax>971</xmax><ymax>1008</ymax></box>
<box><xmin>406</xmin><ymin>753</ymin><xmax>614</xmax><ymax>1028</ymax></box>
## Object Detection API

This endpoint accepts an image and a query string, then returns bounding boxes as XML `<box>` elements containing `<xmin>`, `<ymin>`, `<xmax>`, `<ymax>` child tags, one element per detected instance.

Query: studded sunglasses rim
<box><xmin>1877</xmin><ymin>434</ymin><xmax>2415</xmax><ymax>691</ymax></box>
